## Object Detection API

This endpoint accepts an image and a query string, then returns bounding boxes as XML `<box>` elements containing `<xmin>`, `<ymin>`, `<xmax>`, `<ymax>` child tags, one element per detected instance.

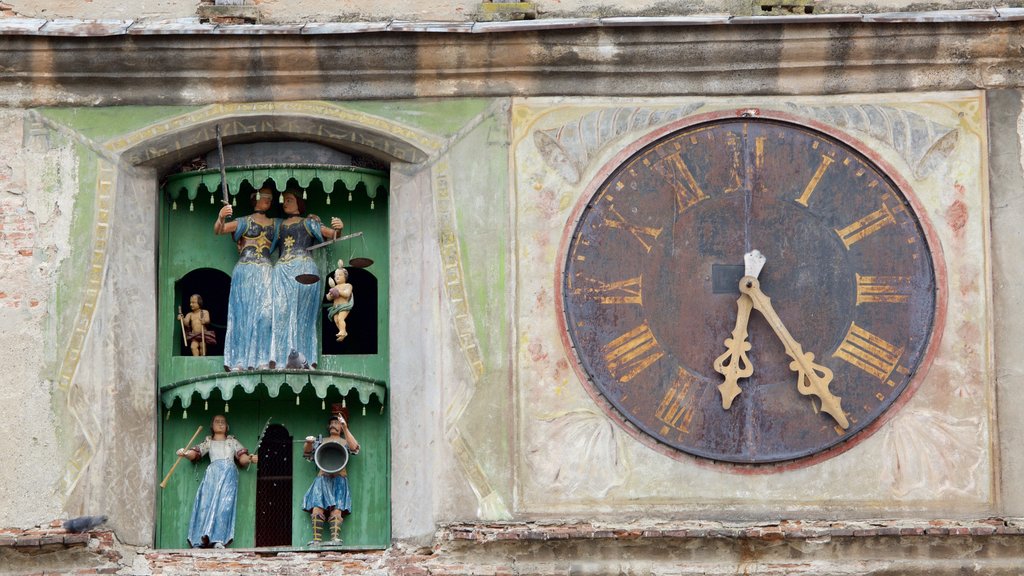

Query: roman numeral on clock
<box><xmin>646</xmin><ymin>153</ymin><xmax>708</xmax><ymax>214</ymax></box>
<box><xmin>795</xmin><ymin>154</ymin><xmax>835</xmax><ymax>207</ymax></box>
<box><xmin>603</xmin><ymin>322</ymin><xmax>665</xmax><ymax>383</ymax></box>
<box><xmin>576</xmin><ymin>276</ymin><xmax>643</xmax><ymax>305</ymax></box>
<box><xmin>833</xmin><ymin>322</ymin><xmax>904</xmax><ymax>382</ymax></box>
<box><xmin>656</xmin><ymin>367</ymin><xmax>698</xmax><ymax>434</ymax></box>
<box><xmin>603</xmin><ymin>205</ymin><xmax>663</xmax><ymax>253</ymax></box>
<box><xmin>835</xmin><ymin>203</ymin><xmax>896</xmax><ymax>249</ymax></box>
<box><xmin>855</xmin><ymin>273</ymin><xmax>912</xmax><ymax>304</ymax></box>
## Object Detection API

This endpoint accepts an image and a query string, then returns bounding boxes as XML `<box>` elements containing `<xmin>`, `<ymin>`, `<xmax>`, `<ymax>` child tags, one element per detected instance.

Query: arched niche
<box><xmin>72</xmin><ymin>103</ymin><xmax>437</xmax><ymax>548</ymax></box>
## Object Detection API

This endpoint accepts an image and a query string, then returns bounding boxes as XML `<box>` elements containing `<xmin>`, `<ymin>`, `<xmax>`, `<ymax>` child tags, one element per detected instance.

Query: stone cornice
<box><xmin>2</xmin><ymin>9</ymin><xmax>1024</xmax><ymax>36</ymax></box>
<box><xmin>0</xmin><ymin>13</ymin><xmax>1023</xmax><ymax>105</ymax></box>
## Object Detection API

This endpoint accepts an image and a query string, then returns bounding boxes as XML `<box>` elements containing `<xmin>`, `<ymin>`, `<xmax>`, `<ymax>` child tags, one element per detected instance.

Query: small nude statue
<box><xmin>325</xmin><ymin>262</ymin><xmax>353</xmax><ymax>342</ymax></box>
<box><xmin>178</xmin><ymin>294</ymin><xmax>217</xmax><ymax>356</ymax></box>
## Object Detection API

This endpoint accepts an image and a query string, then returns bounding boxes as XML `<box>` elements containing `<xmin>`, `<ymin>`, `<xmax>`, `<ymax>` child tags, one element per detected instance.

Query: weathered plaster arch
<box><xmin>51</xmin><ymin>101</ymin><xmax>444</xmax><ymax>545</ymax></box>
<box><xmin>103</xmin><ymin>101</ymin><xmax>443</xmax><ymax>169</ymax></box>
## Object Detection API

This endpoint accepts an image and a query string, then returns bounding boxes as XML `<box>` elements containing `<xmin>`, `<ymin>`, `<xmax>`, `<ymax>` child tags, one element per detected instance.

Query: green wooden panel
<box><xmin>163</xmin><ymin>167</ymin><xmax>388</xmax><ymax>205</ymax></box>
<box><xmin>157</xmin><ymin>163</ymin><xmax>391</xmax><ymax>549</ymax></box>
<box><xmin>158</xmin><ymin>175</ymin><xmax>390</xmax><ymax>385</ymax></box>
<box><xmin>158</xmin><ymin>388</ymin><xmax>389</xmax><ymax>549</ymax></box>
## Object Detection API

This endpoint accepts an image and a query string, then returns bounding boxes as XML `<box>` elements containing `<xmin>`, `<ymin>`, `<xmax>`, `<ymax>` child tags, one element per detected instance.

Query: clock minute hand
<box><xmin>738</xmin><ymin>276</ymin><xmax>850</xmax><ymax>430</ymax></box>
<box><xmin>713</xmin><ymin>294</ymin><xmax>754</xmax><ymax>409</ymax></box>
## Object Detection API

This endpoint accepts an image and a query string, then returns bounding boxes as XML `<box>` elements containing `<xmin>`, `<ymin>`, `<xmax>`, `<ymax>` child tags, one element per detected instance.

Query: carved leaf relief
<box><xmin>533</xmin><ymin>104</ymin><xmax>704</xmax><ymax>184</ymax></box>
<box><xmin>528</xmin><ymin>409</ymin><xmax>629</xmax><ymax>498</ymax></box>
<box><xmin>879</xmin><ymin>408</ymin><xmax>983</xmax><ymax>498</ymax></box>
<box><xmin>785</xmin><ymin>104</ymin><xmax>960</xmax><ymax>180</ymax></box>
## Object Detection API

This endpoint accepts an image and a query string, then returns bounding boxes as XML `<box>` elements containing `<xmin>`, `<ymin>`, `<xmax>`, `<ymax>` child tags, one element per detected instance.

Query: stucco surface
<box><xmin>0</xmin><ymin>92</ymin><xmax>1012</xmax><ymax>556</ymax></box>
<box><xmin>988</xmin><ymin>89</ymin><xmax>1024</xmax><ymax>516</ymax></box>
<box><xmin>511</xmin><ymin>93</ymin><xmax>993</xmax><ymax>517</ymax></box>
<box><xmin>0</xmin><ymin>110</ymin><xmax>74</xmax><ymax>528</ymax></box>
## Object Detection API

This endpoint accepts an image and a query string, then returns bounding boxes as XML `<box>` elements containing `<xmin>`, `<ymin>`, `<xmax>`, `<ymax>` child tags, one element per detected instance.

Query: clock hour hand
<box><xmin>713</xmin><ymin>293</ymin><xmax>754</xmax><ymax>409</ymax></box>
<box><xmin>713</xmin><ymin>251</ymin><xmax>763</xmax><ymax>409</ymax></box>
<box><xmin>739</xmin><ymin>276</ymin><xmax>850</xmax><ymax>430</ymax></box>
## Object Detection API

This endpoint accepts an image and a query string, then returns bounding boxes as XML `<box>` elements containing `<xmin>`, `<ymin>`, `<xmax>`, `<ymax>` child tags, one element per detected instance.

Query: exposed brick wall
<box><xmin>0</xmin><ymin>195</ymin><xmax>40</xmax><ymax>309</ymax></box>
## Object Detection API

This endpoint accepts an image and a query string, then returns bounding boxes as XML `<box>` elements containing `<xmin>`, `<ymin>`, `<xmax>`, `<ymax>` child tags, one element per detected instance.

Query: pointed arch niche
<box><xmin>103</xmin><ymin>103</ymin><xmax>437</xmax><ymax>550</ymax></box>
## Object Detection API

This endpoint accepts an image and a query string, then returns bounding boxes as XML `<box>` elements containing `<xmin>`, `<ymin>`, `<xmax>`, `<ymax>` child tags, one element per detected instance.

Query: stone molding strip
<box><xmin>441</xmin><ymin>519</ymin><xmax>1024</xmax><ymax>542</ymax></box>
<box><xmin>4</xmin><ymin>523</ymin><xmax>1024</xmax><ymax>575</ymax></box>
<box><xmin>3</xmin><ymin>10</ymin><xmax>1024</xmax><ymax>105</ymax></box>
<box><xmin>1</xmin><ymin>8</ymin><xmax>1024</xmax><ymax>36</ymax></box>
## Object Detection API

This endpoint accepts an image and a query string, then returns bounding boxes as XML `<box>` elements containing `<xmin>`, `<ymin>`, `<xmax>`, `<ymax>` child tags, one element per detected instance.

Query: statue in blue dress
<box><xmin>176</xmin><ymin>415</ymin><xmax>257</xmax><ymax>548</ymax></box>
<box><xmin>302</xmin><ymin>412</ymin><xmax>360</xmax><ymax>545</ymax></box>
<box><xmin>214</xmin><ymin>188</ymin><xmax>279</xmax><ymax>371</ymax></box>
<box><xmin>270</xmin><ymin>189</ymin><xmax>344</xmax><ymax>369</ymax></box>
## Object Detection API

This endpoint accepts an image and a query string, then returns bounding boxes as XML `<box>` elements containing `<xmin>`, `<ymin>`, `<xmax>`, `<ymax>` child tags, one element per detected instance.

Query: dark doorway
<box><xmin>255</xmin><ymin>424</ymin><xmax>293</xmax><ymax>547</ymax></box>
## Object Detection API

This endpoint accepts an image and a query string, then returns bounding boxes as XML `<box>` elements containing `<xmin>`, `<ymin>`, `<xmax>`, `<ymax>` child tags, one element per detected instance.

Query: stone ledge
<box><xmin>4</xmin><ymin>522</ymin><xmax>1024</xmax><ymax>575</ymax></box>
<box><xmin>0</xmin><ymin>527</ymin><xmax>104</xmax><ymax>549</ymax></box>
<box><xmin>439</xmin><ymin>518</ymin><xmax>1024</xmax><ymax>542</ymax></box>
<box><xmin>2</xmin><ymin>7</ymin><xmax>1024</xmax><ymax>37</ymax></box>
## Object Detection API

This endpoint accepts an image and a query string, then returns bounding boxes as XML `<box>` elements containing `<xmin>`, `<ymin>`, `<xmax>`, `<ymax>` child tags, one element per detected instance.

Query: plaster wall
<box><xmin>510</xmin><ymin>93</ymin><xmax>994</xmax><ymax>519</ymax></box>
<box><xmin>0</xmin><ymin>109</ymin><xmax>65</xmax><ymax>528</ymax></box>
<box><xmin>988</xmin><ymin>89</ymin><xmax>1024</xmax><ymax>516</ymax></box>
<box><xmin>0</xmin><ymin>79</ymin><xmax>1019</xmax><ymax>565</ymax></box>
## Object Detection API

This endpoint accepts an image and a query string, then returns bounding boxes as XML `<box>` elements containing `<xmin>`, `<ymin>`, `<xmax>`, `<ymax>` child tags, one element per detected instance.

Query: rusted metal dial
<box><xmin>561</xmin><ymin>115</ymin><xmax>940</xmax><ymax>465</ymax></box>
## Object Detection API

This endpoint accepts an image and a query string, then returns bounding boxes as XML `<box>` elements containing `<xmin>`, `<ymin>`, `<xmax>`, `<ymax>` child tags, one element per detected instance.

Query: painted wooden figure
<box><xmin>214</xmin><ymin>188</ymin><xmax>279</xmax><ymax>371</ymax></box>
<box><xmin>302</xmin><ymin>410</ymin><xmax>360</xmax><ymax>545</ymax></box>
<box><xmin>270</xmin><ymin>188</ymin><xmax>344</xmax><ymax>369</ymax></box>
<box><xmin>177</xmin><ymin>294</ymin><xmax>216</xmax><ymax>356</ymax></box>
<box><xmin>177</xmin><ymin>415</ymin><xmax>257</xmax><ymax>548</ymax></box>
<box><xmin>326</xmin><ymin>262</ymin><xmax>353</xmax><ymax>342</ymax></box>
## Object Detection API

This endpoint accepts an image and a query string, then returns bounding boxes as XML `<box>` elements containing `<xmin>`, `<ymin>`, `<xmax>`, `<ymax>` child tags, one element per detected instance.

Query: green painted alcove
<box><xmin>156</xmin><ymin>163</ymin><xmax>390</xmax><ymax>549</ymax></box>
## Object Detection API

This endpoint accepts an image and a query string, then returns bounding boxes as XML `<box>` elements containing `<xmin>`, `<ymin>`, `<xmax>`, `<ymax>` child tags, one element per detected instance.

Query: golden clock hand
<box><xmin>713</xmin><ymin>293</ymin><xmax>754</xmax><ymax>409</ymax></box>
<box><xmin>739</xmin><ymin>276</ymin><xmax>850</xmax><ymax>430</ymax></box>
<box><xmin>713</xmin><ymin>251</ymin><xmax>764</xmax><ymax>409</ymax></box>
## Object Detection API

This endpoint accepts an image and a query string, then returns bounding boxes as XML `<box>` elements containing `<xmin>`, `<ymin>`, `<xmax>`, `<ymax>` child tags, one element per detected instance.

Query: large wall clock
<box><xmin>560</xmin><ymin>111</ymin><xmax>944</xmax><ymax>465</ymax></box>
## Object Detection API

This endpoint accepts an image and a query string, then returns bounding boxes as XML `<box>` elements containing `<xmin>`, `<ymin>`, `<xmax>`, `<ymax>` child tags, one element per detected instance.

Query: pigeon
<box><xmin>63</xmin><ymin>515</ymin><xmax>108</xmax><ymax>533</ymax></box>
<box><xmin>285</xmin><ymin>349</ymin><xmax>309</xmax><ymax>370</ymax></box>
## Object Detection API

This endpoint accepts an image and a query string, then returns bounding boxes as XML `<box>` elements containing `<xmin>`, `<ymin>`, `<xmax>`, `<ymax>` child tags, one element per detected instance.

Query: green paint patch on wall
<box><xmin>51</xmin><ymin>143</ymin><xmax>99</xmax><ymax>361</ymax></box>
<box><xmin>40</xmin><ymin>106</ymin><xmax>197</xmax><ymax>143</ymax></box>
<box><xmin>448</xmin><ymin>113</ymin><xmax>510</xmax><ymax>371</ymax></box>
<box><xmin>342</xmin><ymin>99</ymin><xmax>494</xmax><ymax>137</ymax></box>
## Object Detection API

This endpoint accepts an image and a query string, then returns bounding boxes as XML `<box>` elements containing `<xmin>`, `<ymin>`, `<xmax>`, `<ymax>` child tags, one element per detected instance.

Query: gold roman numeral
<box><xmin>603</xmin><ymin>322</ymin><xmax>665</xmax><ymax>383</ymax></box>
<box><xmin>833</xmin><ymin>322</ymin><xmax>904</xmax><ymax>382</ymax></box>
<box><xmin>834</xmin><ymin>203</ymin><xmax>896</xmax><ymax>249</ymax></box>
<box><xmin>855</xmin><ymin>273</ymin><xmax>912</xmax><ymax>304</ymax></box>
<box><xmin>647</xmin><ymin>152</ymin><xmax>709</xmax><ymax>214</ymax></box>
<box><xmin>603</xmin><ymin>205</ymin><xmax>663</xmax><ymax>253</ymax></box>
<box><xmin>656</xmin><ymin>367</ymin><xmax>698</xmax><ymax>434</ymax></box>
<box><xmin>576</xmin><ymin>276</ymin><xmax>643</xmax><ymax>305</ymax></box>
<box><xmin>795</xmin><ymin>154</ymin><xmax>835</xmax><ymax>207</ymax></box>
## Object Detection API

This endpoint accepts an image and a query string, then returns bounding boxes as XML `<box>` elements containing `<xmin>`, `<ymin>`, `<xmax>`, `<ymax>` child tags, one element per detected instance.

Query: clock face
<box><xmin>561</xmin><ymin>115</ymin><xmax>941</xmax><ymax>465</ymax></box>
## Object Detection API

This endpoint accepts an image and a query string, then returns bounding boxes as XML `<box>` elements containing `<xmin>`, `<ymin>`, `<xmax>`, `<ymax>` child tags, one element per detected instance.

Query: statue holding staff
<box><xmin>177</xmin><ymin>294</ymin><xmax>216</xmax><ymax>356</ymax></box>
<box><xmin>176</xmin><ymin>415</ymin><xmax>257</xmax><ymax>548</ymax></box>
<box><xmin>215</xmin><ymin>188</ymin><xmax>279</xmax><ymax>371</ymax></box>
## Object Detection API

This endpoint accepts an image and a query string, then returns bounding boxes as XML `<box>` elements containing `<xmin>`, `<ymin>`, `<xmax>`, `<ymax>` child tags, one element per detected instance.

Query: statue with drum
<box><xmin>302</xmin><ymin>407</ymin><xmax>360</xmax><ymax>545</ymax></box>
